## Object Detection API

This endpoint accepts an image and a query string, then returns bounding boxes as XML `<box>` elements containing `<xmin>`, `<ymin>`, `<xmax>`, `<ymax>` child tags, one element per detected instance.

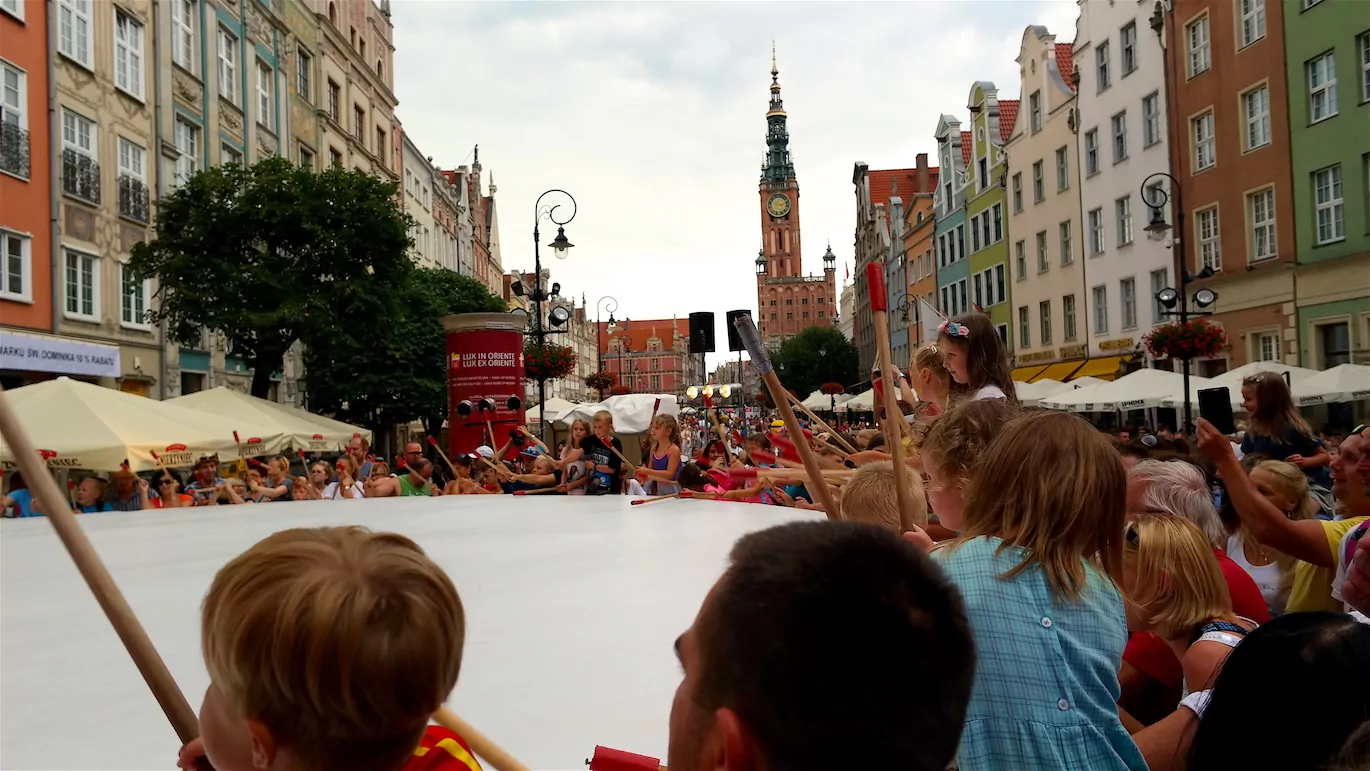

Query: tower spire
<box><xmin>761</xmin><ymin>43</ymin><xmax>794</xmax><ymax>183</ymax></box>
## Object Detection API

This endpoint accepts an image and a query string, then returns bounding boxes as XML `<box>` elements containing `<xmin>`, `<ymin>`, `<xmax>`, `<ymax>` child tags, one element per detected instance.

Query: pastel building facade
<box><xmin>965</xmin><ymin>82</ymin><xmax>1016</xmax><ymax>346</ymax></box>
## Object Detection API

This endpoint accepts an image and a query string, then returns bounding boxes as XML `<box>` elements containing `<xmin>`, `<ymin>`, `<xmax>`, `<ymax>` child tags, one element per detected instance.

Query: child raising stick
<box><xmin>636</xmin><ymin>414</ymin><xmax>683</xmax><ymax>496</ymax></box>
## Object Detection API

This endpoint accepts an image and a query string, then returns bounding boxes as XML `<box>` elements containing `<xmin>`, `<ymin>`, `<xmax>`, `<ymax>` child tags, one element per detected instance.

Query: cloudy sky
<box><xmin>392</xmin><ymin>0</ymin><xmax>1080</xmax><ymax>367</ymax></box>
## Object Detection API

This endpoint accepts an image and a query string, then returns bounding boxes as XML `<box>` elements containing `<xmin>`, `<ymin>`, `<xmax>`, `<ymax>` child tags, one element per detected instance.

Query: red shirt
<box><xmin>402</xmin><ymin>724</ymin><xmax>483</xmax><ymax>771</ymax></box>
<box><xmin>1124</xmin><ymin>547</ymin><xmax>1271</xmax><ymax>686</ymax></box>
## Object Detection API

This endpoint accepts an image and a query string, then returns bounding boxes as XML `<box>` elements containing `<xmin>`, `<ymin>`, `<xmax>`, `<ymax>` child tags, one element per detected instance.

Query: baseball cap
<box><xmin>475</xmin><ymin>445</ymin><xmax>495</xmax><ymax>459</ymax></box>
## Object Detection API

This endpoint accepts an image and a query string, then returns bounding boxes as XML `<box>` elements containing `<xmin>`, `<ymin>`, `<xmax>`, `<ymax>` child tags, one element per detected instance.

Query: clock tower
<box><xmin>754</xmin><ymin>46</ymin><xmax>836</xmax><ymax>346</ymax></box>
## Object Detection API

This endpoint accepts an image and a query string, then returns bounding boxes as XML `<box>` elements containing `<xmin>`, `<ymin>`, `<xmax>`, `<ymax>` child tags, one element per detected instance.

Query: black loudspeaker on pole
<box><xmin>725</xmin><ymin>310</ymin><xmax>748</xmax><ymax>353</ymax></box>
<box><xmin>688</xmin><ymin>312</ymin><xmax>716</xmax><ymax>354</ymax></box>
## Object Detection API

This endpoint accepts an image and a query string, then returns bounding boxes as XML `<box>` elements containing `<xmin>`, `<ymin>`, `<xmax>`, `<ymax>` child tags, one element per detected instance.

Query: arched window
<box><xmin>328</xmin><ymin>2</ymin><xmax>336</xmax><ymax>25</ymax></box>
<box><xmin>780</xmin><ymin>229</ymin><xmax>788</xmax><ymax>252</ymax></box>
<box><xmin>377</xmin><ymin>60</ymin><xmax>384</xmax><ymax>79</ymax></box>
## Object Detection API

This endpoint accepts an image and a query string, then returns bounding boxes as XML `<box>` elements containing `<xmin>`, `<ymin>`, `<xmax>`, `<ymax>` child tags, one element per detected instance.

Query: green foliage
<box><xmin>771</xmin><ymin>326</ymin><xmax>859</xmax><ymax>400</ymax></box>
<box><xmin>129</xmin><ymin>157</ymin><xmax>415</xmax><ymax>396</ymax></box>
<box><xmin>303</xmin><ymin>268</ymin><xmax>506</xmax><ymax>435</ymax></box>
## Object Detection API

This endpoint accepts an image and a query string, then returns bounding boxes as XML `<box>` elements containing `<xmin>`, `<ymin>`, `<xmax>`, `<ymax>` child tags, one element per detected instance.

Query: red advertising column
<box><xmin>441</xmin><ymin>312</ymin><xmax>529</xmax><ymax>456</ymax></box>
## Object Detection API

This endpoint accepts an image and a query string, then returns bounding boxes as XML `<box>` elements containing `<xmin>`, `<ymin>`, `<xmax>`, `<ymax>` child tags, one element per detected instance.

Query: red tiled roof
<box><xmin>1056</xmin><ymin>43</ymin><xmax>1075</xmax><ymax>91</ymax></box>
<box><xmin>960</xmin><ymin>131</ymin><xmax>972</xmax><ymax>166</ymax></box>
<box><xmin>598</xmin><ymin>318</ymin><xmax>691</xmax><ymax>353</ymax></box>
<box><xmin>869</xmin><ymin>169</ymin><xmax>918</xmax><ymax>210</ymax></box>
<box><xmin>998</xmin><ymin>100</ymin><xmax>1019</xmax><ymax>144</ymax></box>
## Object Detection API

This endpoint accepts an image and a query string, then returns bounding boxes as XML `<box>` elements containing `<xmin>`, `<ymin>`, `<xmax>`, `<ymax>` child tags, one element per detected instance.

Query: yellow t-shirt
<box><xmin>1285</xmin><ymin>516</ymin><xmax>1368</xmax><ymax>613</ymax></box>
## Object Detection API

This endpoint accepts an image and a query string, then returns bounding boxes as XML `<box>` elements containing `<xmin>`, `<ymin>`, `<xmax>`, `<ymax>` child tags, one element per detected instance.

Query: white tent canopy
<box><xmin>166</xmin><ymin>387</ymin><xmax>370</xmax><ymax>452</ymax></box>
<box><xmin>1042</xmin><ymin>368</ymin><xmax>1218</xmax><ymax>412</ymax></box>
<box><xmin>1295</xmin><ymin>363</ymin><xmax>1370</xmax><ymax>405</ymax></box>
<box><xmin>1157</xmin><ymin>362</ymin><xmax>1351</xmax><ymax>409</ymax></box>
<box><xmin>0</xmin><ymin>377</ymin><xmax>288</xmax><ymax>471</ymax></box>
<box><xmin>1015</xmin><ymin>379</ymin><xmax>1073</xmax><ymax>407</ymax></box>
<box><xmin>835</xmin><ymin>389</ymin><xmax>875</xmax><ymax>413</ymax></box>
<box><xmin>526</xmin><ymin>397</ymin><xmax>579</xmax><ymax>424</ymax></box>
<box><xmin>559</xmin><ymin>394</ymin><xmax>679</xmax><ymax>434</ymax></box>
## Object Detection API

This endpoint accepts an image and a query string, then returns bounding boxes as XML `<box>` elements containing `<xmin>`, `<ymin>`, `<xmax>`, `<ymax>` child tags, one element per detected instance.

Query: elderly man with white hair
<box><xmin>1117</xmin><ymin>458</ymin><xmax>1270</xmax><ymax>725</ymax></box>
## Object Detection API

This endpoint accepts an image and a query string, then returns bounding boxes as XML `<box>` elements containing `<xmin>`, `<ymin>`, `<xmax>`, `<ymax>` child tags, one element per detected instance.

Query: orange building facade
<box><xmin>597</xmin><ymin>317</ymin><xmax>706</xmax><ymax>397</ymax></box>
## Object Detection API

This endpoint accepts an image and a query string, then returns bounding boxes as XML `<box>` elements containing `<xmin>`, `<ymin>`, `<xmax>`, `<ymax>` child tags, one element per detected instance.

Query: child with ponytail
<box><xmin>937</xmin><ymin>312</ymin><xmax>1018</xmax><ymax>405</ymax></box>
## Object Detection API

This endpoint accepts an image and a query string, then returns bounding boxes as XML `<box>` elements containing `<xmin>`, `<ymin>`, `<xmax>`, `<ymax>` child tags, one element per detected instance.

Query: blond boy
<box><xmin>839</xmin><ymin>461</ymin><xmax>927</xmax><ymax>533</ymax></box>
<box><xmin>177</xmin><ymin>526</ymin><xmax>480</xmax><ymax>771</ymax></box>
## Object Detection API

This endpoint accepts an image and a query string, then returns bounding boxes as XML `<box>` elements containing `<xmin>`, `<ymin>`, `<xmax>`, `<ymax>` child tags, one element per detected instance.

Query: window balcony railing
<box><xmin>62</xmin><ymin>148</ymin><xmax>100</xmax><ymax>204</ymax></box>
<box><xmin>0</xmin><ymin>122</ymin><xmax>30</xmax><ymax>178</ymax></box>
<box><xmin>118</xmin><ymin>173</ymin><xmax>150</xmax><ymax>223</ymax></box>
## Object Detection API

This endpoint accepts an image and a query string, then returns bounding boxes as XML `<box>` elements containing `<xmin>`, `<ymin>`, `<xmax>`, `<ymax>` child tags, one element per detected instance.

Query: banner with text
<box><xmin>0</xmin><ymin>331</ymin><xmax>121</xmax><ymax>378</ymax></box>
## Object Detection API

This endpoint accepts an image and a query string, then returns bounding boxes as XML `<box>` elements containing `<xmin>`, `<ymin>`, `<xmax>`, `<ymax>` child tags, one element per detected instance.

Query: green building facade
<box><xmin>964</xmin><ymin>82</ymin><xmax>1015</xmax><ymax>347</ymax></box>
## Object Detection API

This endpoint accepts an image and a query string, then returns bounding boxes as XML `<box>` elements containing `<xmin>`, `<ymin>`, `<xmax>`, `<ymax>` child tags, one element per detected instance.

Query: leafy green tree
<box><xmin>771</xmin><ymin>326</ymin><xmax>859</xmax><ymax>400</ymax></box>
<box><xmin>129</xmin><ymin>157</ymin><xmax>414</xmax><ymax>397</ymax></box>
<box><xmin>303</xmin><ymin>268</ymin><xmax>507</xmax><ymax>436</ymax></box>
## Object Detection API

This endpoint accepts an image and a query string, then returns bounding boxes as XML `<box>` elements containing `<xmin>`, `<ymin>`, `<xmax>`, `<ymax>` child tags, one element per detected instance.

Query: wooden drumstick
<box><xmin>732</xmin><ymin>315</ymin><xmax>840</xmax><ymax>519</ymax></box>
<box><xmin>865</xmin><ymin>263</ymin><xmax>923</xmax><ymax>531</ymax></box>
<box><xmin>0</xmin><ymin>385</ymin><xmax>201</xmax><ymax>744</ymax></box>
<box><xmin>432</xmin><ymin>707</ymin><xmax>529</xmax><ymax>771</ymax></box>
<box><xmin>426</xmin><ymin>435</ymin><xmax>459</xmax><ymax>477</ymax></box>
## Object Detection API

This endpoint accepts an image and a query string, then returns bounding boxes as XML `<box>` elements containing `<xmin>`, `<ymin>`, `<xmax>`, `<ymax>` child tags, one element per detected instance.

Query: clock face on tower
<box><xmin>766</xmin><ymin>193</ymin><xmax>792</xmax><ymax>218</ymax></box>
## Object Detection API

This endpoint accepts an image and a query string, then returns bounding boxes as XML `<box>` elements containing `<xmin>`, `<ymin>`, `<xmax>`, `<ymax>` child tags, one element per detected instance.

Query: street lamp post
<box><xmin>1142</xmin><ymin>172</ymin><xmax>1218</xmax><ymax>434</ymax></box>
<box><xmin>596</xmin><ymin>296</ymin><xmax>618</xmax><ymax>375</ymax></box>
<box><xmin>531</xmin><ymin>189</ymin><xmax>577</xmax><ymax>445</ymax></box>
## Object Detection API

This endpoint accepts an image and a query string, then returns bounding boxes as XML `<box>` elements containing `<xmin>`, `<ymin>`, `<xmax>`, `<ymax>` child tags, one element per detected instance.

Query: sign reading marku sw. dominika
<box><xmin>0</xmin><ymin>330</ymin><xmax>121</xmax><ymax>378</ymax></box>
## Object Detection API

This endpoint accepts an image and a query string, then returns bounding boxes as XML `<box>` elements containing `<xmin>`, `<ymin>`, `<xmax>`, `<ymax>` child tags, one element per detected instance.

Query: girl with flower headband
<box><xmin>937</xmin><ymin>312</ymin><xmax>1019</xmax><ymax>404</ymax></box>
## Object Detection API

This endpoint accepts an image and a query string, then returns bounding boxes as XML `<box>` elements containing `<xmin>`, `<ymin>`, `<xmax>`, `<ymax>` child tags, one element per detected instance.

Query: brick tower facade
<box><xmin>754</xmin><ymin>47</ymin><xmax>837</xmax><ymax>349</ymax></box>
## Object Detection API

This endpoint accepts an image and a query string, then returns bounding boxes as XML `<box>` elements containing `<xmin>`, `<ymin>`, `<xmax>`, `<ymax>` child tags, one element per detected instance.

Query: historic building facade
<box><xmin>754</xmin><ymin>52</ymin><xmax>836</xmax><ymax>351</ymax></box>
<box><xmin>965</xmin><ymin>83</ymin><xmax>1016</xmax><ymax>346</ymax></box>
<box><xmin>1284</xmin><ymin>0</ymin><xmax>1370</xmax><ymax>370</ymax></box>
<box><xmin>315</xmin><ymin>0</ymin><xmax>397</xmax><ymax>178</ymax></box>
<box><xmin>598</xmin><ymin>318</ymin><xmax>706</xmax><ymax>399</ymax></box>
<box><xmin>903</xmin><ymin>157</ymin><xmax>940</xmax><ymax>346</ymax></box>
<box><xmin>933</xmin><ymin>118</ymin><xmax>972</xmax><ymax>323</ymax></box>
<box><xmin>1005</xmin><ymin>26</ymin><xmax>1087</xmax><ymax>376</ymax></box>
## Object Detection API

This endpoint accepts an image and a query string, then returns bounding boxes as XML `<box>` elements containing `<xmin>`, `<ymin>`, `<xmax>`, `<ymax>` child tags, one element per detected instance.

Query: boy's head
<box><xmin>199</xmin><ymin>527</ymin><xmax>464</xmax><ymax>771</ymax></box>
<box><xmin>839</xmin><ymin>461</ymin><xmax>926</xmax><ymax>533</ymax></box>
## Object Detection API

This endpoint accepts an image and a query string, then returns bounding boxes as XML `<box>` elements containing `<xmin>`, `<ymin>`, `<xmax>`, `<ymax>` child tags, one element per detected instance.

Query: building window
<box><xmin>1319</xmin><ymin>322</ymin><xmax>1350</xmax><ymax>367</ymax></box>
<box><xmin>1187</xmin><ymin>15</ymin><xmax>1211</xmax><ymax>77</ymax></box>
<box><xmin>971</xmin><ymin>215</ymin><xmax>981</xmax><ymax>252</ymax></box>
<box><xmin>995</xmin><ymin>264</ymin><xmax>1006</xmax><ymax>306</ymax></box>
<box><xmin>1248</xmin><ymin>188</ymin><xmax>1277</xmax><ymax>261</ymax></box>
<box><xmin>1096</xmin><ymin>41</ymin><xmax>1111</xmax><ymax>91</ymax></box>
<box><xmin>1121</xmin><ymin>21</ymin><xmax>1137</xmax><ymax>74</ymax></box>
<box><xmin>1036</xmin><ymin>230</ymin><xmax>1049</xmax><ymax>273</ymax></box>
<box><xmin>1040</xmin><ymin>300</ymin><xmax>1053</xmax><ymax>345</ymax></box>
<box><xmin>1120</xmin><ymin>277</ymin><xmax>1137</xmax><ymax>329</ymax></box>
<box><xmin>1055</xmin><ymin>146</ymin><xmax>1069</xmax><ymax>191</ymax></box>
<box><xmin>1151</xmin><ymin>269</ymin><xmax>1169</xmax><ymax>324</ymax></box>
<box><xmin>375</xmin><ymin>127</ymin><xmax>387</xmax><ymax>164</ymax></box>
<box><xmin>1313</xmin><ymin>164</ymin><xmax>1345</xmax><ymax>244</ymax></box>
<box><xmin>329</xmin><ymin>147</ymin><xmax>342</xmax><ymax>168</ymax></box>
<box><xmin>1059</xmin><ymin>220</ymin><xmax>1073</xmax><ymax>265</ymax></box>
<box><xmin>1142</xmin><ymin>92</ymin><xmax>1161</xmax><ymax>147</ymax></box>
<box><xmin>1308</xmin><ymin>52</ymin><xmax>1338</xmax><ymax>122</ymax></box>
<box><xmin>1084</xmin><ymin>129</ymin><xmax>1099</xmax><ymax>176</ymax></box>
<box><xmin>1063</xmin><ymin>293</ymin><xmax>1077</xmax><ymax>341</ymax></box>
<box><xmin>57</xmin><ymin>0</ymin><xmax>92</xmax><ymax>67</ymax></box>
<box><xmin>1361</xmin><ymin>33</ymin><xmax>1370</xmax><ymax>102</ymax></box>
<box><xmin>1111</xmin><ymin>111</ymin><xmax>1128</xmax><ymax>162</ymax></box>
<box><xmin>255</xmin><ymin>59</ymin><xmax>274</xmax><ymax>126</ymax></box>
<box><xmin>1254</xmin><ymin>331</ymin><xmax>1280</xmax><ymax>362</ymax></box>
<box><xmin>1196</xmin><ymin>207</ymin><xmax>1221</xmax><ymax>271</ymax></box>
<box><xmin>1029</xmin><ymin>91</ymin><xmax>1041</xmax><ymax>133</ymax></box>
<box><xmin>327</xmin><ymin>79</ymin><xmax>340</xmax><ymax>122</ymax></box>
<box><xmin>1116</xmin><ymin>195</ymin><xmax>1133</xmax><ymax>246</ymax></box>
<box><xmin>0</xmin><ymin>0</ymin><xmax>21</xmax><ymax>18</ymax></box>
<box><xmin>1088</xmin><ymin>208</ymin><xmax>1105</xmax><ymax>255</ymax></box>
<box><xmin>1243</xmin><ymin>86</ymin><xmax>1270</xmax><ymax>151</ymax></box>
<box><xmin>60</xmin><ymin>109</ymin><xmax>99</xmax><ymax>203</ymax></box>
<box><xmin>1015</xmin><ymin>240</ymin><xmax>1027</xmax><ymax>279</ymax></box>
<box><xmin>114</xmin><ymin>10</ymin><xmax>145</xmax><ymax>100</ymax></box>
<box><xmin>992</xmin><ymin>203</ymin><xmax>1003</xmax><ymax>242</ymax></box>
<box><xmin>218</xmin><ymin>28</ymin><xmax>238</xmax><ymax>105</ymax></box>
<box><xmin>1193</xmin><ymin>111</ymin><xmax>1215</xmax><ymax>171</ymax></box>
<box><xmin>221</xmin><ymin>144</ymin><xmax>241</xmax><ymax>164</ymax></box>
<box><xmin>116</xmin><ymin>137</ymin><xmax>149</xmax><ymax>223</ymax></box>
<box><xmin>1</xmin><ymin>63</ymin><xmax>28</xmax><ymax>179</ymax></box>
<box><xmin>0</xmin><ymin>230</ymin><xmax>30</xmax><ymax>301</ymax></box>
<box><xmin>978</xmin><ymin>157</ymin><xmax>987</xmax><ymax>191</ymax></box>
<box><xmin>1093</xmin><ymin>285</ymin><xmax>1109</xmax><ymax>334</ymax></box>
<box><xmin>63</xmin><ymin>248</ymin><xmax>98</xmax><ymax>320</ymax></box>
<box><xmin>120</xmin><ymin>262</ymin><xmax>149</xmax><ymax>328</ymax></box>
<box><xmin>174</xmin><ymin>116</ymin><xmax>199</xmax><ymax>185</ymax></box>
<box><xmin>1012</xmin><ymin>173</ymin><xmax>1022</xmax><ymax>212</ymax></box>
<box><xmin>1032</xmin><ymin>160</ymin><xmax>1044</xmax><ymax>203</ymax></box>
<box><xmin>352</xmin><ymin>105</ymin><xmax>364</xmax><ymax>139</ymax></box>
<box><xmin>171</xmin><ymin>0</ymin><xmax>196</xmax><ymax>71</ymax></box>
<box><xmin>296</xmin><ymin>48</ymin><xmax>312</xmax><ymax>103</ymax></box>
<box><xmin>1019</xmin><ymin>306</ymin><xmax>1030</xmax><ymax>348</ymax></box>
<box><xmin>1239</xmin><ymin>0</ymin><xmax>1265</xmax><ymax>48</ymax></box>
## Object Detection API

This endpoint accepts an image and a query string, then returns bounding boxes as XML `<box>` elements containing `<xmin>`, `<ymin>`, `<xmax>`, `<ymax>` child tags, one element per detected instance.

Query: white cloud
<box><xmin>392</xmin><ymin>0</ymin><xmax>1080</xmax><ymax>366</ymax></box>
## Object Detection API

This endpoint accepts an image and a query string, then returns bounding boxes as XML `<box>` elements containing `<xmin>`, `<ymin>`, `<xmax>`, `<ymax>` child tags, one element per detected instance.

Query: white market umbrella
<box><xmin>1294</xmin><ymin>363</ymin><xmax>1370</xmax><ymax>405</ymax></box>
<box><xmin>1068</xmin><ymin>376</ymin><xmax>1108</xmax><ymax>389</ymax></box>
<box><xmin>800</xmin><ymin>390</ymin><xmax>828</xmax><ymax>410</ymax></box>
<box><xmin>0</xmin><ymin>377</ymin><xmax>287</xmax><ymax>471</ymax></box>
<box><xmin>1016</xmin><ymin>379</ymin><xmax>1073</xmax><ymax>407</ymax></box>
<box><xmin>835</xmin><ymin>389</ymin><xmax>875</xmax><ymax>414</ymax></box>
<box><xmin>1042</xmin><ymin>368</ymin><xmax>1218</xmax><ymax>412</ymax></box>
<box><xmin>167</xmin><ymin>386</ymin><xmax>370</xmax><ymax>453</ymax></box>
<box><xmin>1211</xmin><ymin>361</ymin><xmax>1320</xmax><ymax>387</ymax></box>
<box><xmin>527</xmin><ymin>397</ymin><xmax>579</xmax><ymax>424</ymax></box>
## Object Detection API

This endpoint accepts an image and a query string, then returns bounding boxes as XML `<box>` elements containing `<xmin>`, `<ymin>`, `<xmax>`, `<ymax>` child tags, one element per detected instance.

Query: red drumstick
<box><xmin>587</xmin><ymin>745</ymin><xmax>662</xmax><ymax>771</ymax></box>
<box><xmin>768</xmin><ymin>434</ymin><xmax>803</xmax><ymax>463</ymax></box>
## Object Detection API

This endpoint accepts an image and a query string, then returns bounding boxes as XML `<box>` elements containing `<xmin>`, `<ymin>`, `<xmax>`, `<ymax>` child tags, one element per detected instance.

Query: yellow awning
<box><xmin>1070</xmin><ymin>356</ymin><xmax>1131</xmax><ymax>381</ymax></box>
<box><xmin>1031</xmin><ymin>360</ymin><xmax>1085</xmax><ymax>382</ymax></box>
<box><xmin>1011</xmin><ymin>364</ymin><xmax>1049</xmax><ymax>382</ymax></box>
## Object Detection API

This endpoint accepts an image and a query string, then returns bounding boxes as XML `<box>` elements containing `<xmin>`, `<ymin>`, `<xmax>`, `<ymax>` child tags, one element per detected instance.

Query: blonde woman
<box><xmin>901</xmin><ymin>342</ymin><xmax>953</xmax><ymax>416</ymax></box>
<box><xmin>1122</xmin><ymin>514</ymin><xmax>1257</xmax><ymax>770</ymax></box>
<box><xmin>1226</xmin><ymin>460</ymin><xmax>1319</xmax><ymax>616</ymax></box>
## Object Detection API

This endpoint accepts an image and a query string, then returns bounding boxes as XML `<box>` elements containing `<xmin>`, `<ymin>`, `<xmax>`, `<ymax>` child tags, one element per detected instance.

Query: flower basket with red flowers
<box><xmin>523</xmin><ymin>340</ymin><xmax>577</xmax><ymax>382</ymax></box>
<box><xmin>1142</xmin><ymin>319</ymin><xmax>1228</xmax><ymax>361</ymax></box>
<box><xmin>609</xmin><ymin>384</ymin><xmax>632</xmax><ymax>396</ymax></box>
<box><xmin>754</xmin><ymin>392</ymin><xmax>773</xmax><ymax>408</ymax></box>
<box><xmin>584</xmin><ymin>371</ymin><xmax>617</xmax><ymax>393</ymax></box>
<box><xmin>820</xmin><ymin>382</ymin><xmax>846</xmax><ymax>396</ymax></box>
